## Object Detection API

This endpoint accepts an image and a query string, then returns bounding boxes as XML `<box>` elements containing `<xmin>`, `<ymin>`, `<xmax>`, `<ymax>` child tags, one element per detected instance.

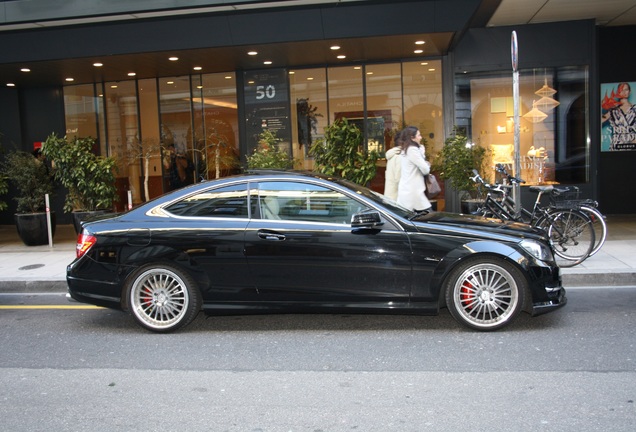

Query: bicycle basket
<box><xmin>550</xmin><ymin>186</ymin><xmax>582</xmax><ymax>209</ymax></box>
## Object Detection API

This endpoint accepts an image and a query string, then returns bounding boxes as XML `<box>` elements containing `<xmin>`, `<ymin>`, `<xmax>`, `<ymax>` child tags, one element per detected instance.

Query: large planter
<box><xmin>15</xmin><ymin>212</ymin><xmax>57</xmax><ymax>246</ymax></box>
<box><xmin>72</xmin><ymin>210</ymin><xmax>109</xmax><ymax>234</ymax></box>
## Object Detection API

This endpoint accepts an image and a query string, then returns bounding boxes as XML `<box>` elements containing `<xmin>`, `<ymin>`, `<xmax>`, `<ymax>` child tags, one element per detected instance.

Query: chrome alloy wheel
<box><xmin>129</xmin><ymin>267</ymin><xmax>191</xmax><ymax>331</ymax></box>
<box><xmin>449</xmin><ymin>262</ymin><xmax>521</xmax><ymax>330</ymax></box>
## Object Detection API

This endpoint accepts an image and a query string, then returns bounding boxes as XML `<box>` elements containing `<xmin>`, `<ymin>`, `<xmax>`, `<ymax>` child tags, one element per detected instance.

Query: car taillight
<box><xmin>76</xmin><ymin>233</ymin><xmax>97</xmax><ymax>258</ymax></box>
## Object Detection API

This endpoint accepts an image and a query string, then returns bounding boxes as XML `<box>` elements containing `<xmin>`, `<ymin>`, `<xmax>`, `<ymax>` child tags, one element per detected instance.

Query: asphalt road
<box><xmin>1</xmin><ymin>287</ymin><xmax>635</xmax><ymax>431</ymax></box>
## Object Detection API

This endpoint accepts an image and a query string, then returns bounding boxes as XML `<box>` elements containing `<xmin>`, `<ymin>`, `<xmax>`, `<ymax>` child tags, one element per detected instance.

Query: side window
<box><xmin>164</xmin><ymin>183</ymin><xmax>248</xmax><ymax>218</ymax></box>
<box><xmin>258</xmin><ymin>181</ymin><xmax>368</xmax><ymax>224</ymax></box>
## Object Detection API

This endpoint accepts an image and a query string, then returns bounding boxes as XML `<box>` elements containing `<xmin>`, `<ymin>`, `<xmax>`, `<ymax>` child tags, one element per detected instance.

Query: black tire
<box><xmin>125</xmin><ymin>263</ymin><xmax>202</xmax><ymax>333</ymax></box>
<box><xmin>444</xmin><ymin>257</ymin><xmax>526</xmax><ymax>331</ymax></box>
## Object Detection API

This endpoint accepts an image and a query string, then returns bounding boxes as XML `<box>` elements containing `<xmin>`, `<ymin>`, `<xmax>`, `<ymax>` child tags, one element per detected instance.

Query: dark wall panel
<box><xmin>454</xmin><ymin>20</ymin><xmax>594</xmax><ymax>72</ymax></box>
<box><xmin>0</xmin><ymin>0</ymin><xmax>481</xmax><ymax>63</ymax></box>
<box><xmin>598</xmin><ymin>25</ymin><xmax>636</xmax><ymax>214</ymax></box>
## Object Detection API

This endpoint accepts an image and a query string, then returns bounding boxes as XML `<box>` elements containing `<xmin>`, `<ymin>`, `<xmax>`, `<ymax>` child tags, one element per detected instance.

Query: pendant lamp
<box><xmin>537</xmin><ymin>95</ymin><xmax>560</xmax><ymax>112</ymax></box>
<box><xmin>535</xmin><ymin>77</ymin><xmax>559</xmax><ymax>111</ymax></box>
<box><xmin>523</xmin><ymin>100</ymin><xmax>547</xmax><ymax>123</ymax></box>
<box><xmin>535</xmin><ymin>78</ymin><xmax>557</xmax><ymax>97</ymax></box>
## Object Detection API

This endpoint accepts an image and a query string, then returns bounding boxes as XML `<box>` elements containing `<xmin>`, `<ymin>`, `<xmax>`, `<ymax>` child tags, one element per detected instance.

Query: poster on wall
<box><xmin>243</xmin><ymin>69</ymin><xmax>291</xmax><ymax>154</ymax></box>
<box><xmin>601</xmin><ymin>81</ymin><xmax>636</xmax><ymax>151</ymax></box>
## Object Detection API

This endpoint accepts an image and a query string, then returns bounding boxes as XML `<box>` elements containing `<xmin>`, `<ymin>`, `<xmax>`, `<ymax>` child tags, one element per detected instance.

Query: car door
<box><xmin>244</xmin><ymin>180</ymin><xmax>413</xmax><ymax>304</ymax></box>
<box><xmin>162</xmin><ymin>182</ymin><xmax>256</xmax><ymax>301</ymax></box>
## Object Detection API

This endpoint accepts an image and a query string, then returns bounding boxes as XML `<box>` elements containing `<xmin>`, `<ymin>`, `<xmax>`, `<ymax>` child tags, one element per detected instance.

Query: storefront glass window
<box><xmin>103</xmin><ymin>80</ymin><xmax>138</xmax><ymax>210</ymax></box>
<box><xmin>365</xmin><ymin>63</ymin><xmax>402</xmax><ymax>156</ymax></box>
<box><xmin>289</xmin><ymin>68</ymin><xmax>328</xmax><ymax>167</ymax></box>
<box><xmin>136</xmin><ymin>78</ymin><xmax>161</xmax><ymax>203</ymax></box>
<box><xmin>192</xmin><ymin>72</ymin><xmax>239</xmax><ymax>180</ymax></box>
<box><xmin>159</xmin><ymin>76</ymin><xmax>195</xmax><ymax>192</ymax></box>
<box><xmin>63</xmin><ymin>84</ymin><xmax>101</xmax><ymax>142</ymax></box>
<box><xmin>327</xmin><ymin>65</ymin><xmax>364</xmax><ymax>128</ymax></box>
<box><xmin>455</xmin><ymin>66</ymin><xmax>589</xmax><ymax>185</ymax></box>
<box><xmin>402</xmin><ymin>60</ymin><xmax>444</xmax><ymax>160</ymax></box>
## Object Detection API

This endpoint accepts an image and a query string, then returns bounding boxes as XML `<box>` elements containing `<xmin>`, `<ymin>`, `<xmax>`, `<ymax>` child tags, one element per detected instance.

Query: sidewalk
<box><xmin>0</xmin><ymin>215</ymin><xmax>635</xmax><ymax>293</ymax></box>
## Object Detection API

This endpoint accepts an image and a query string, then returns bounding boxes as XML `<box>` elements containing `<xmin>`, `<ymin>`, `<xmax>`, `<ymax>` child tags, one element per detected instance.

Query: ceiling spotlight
<box><xmin>193</xmin><ymin>66</ymin><xmax>202</xmax><ymax>71</ymax></box>
<box><xmin>167</xmin><ymin>81</ymin><xmax>174</xmax><ymax>85</ymax></box>
<box><xmin>415</xmin><ymin>40</ymin><xmax>425</xmax><ymax>45</ymax></box>
<box><xmin>247</xmin><ymin>51</ymin><xmax>258</xmax><ymax>56</ymax></box>
<box><xmin>93</xmin><ymin>62</ymin><xmax>103</xmax><ymax>67</ymax></box>
<box><xmin>225</xmin><ymin>76</ymin><xmax>232</xmax><ymax>79</ymax></box>
<box><xmin>414</xmin><ymin>49</ymin><xmax>424</xmax><ymax>54</ymax></box>
<box><xmin>264</xmin><ymin>61</ymin><xmax>272</xmax><ymax>65</ymax></box>
<box><xmin>65</xmin><ymin>78</ymin><xmax>74</xmax><ymax>82</ymax></box>
<box><xmin>169</xmin><ymin>56</ymin><xmax>179</xmax><ymax>61</ymax></box>
<box><xmin>337</xmin><ymin>55</ymin><xmax>346</xmax><ymax>59</ymax></box>
<box><xmin>128</xmin><ymin>72</ymin><xmax>136</xmax><ymax>77</ymax></box>
<box><xmin>20</xmin><ymin>68</ymin><xmax>31</xmax><ymax>72</ymax></box>
<box><xmin>330</xmin><ymin>45</ymin><xmax>340</xmax><ymax>50</ymax></box>
<box><xmin>110</xmin><ymin>85</ymin><xmax>118</xmax><ymax>89</ymax></box>
<box><xmin>7</xmin><ymin>83</ymin><xmax>15</xmax><ymax>87</ymax></box>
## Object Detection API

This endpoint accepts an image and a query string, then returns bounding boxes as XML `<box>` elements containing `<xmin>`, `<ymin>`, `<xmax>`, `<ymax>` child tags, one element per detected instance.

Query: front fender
<box><xmin>424</xmin><ymin>240</ymin><xmax>527</xmax><ymax>304</ymax></box>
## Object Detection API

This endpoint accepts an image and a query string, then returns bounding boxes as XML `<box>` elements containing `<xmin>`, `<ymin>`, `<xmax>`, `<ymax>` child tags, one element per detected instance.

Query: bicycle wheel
<box><xmin>546</xmin><ymin>209</ymin><xmax>595</xmax><ymax>267</ymax></box>
<box><xmin>578</xmin><ymin>205</ymin><xmax>607</xmax><ymax>256</ymax></box>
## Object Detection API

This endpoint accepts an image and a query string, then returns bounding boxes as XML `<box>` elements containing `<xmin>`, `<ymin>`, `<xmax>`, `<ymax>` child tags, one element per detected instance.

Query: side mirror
<box><xmin>351</xmin><ymin>210</ymin><xmax>384</xmax><ymax>228</ymax></box>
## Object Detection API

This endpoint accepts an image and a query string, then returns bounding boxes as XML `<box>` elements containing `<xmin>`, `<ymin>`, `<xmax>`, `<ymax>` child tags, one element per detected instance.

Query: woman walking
<box><xmin>396</xmin><ymin>126</ymin><xmax>432</xmax><ymax>213</ymax></box>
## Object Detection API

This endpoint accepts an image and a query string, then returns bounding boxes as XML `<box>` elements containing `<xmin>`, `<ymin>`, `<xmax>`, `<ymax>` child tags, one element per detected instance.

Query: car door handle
<box><xmin>258</xmin><ymin>230</ymin><xmax>286</xmax><ymax>241</ymax></box>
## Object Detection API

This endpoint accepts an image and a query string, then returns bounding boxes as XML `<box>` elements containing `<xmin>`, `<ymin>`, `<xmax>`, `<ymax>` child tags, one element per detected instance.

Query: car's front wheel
<box><xmin>444</xmin><ymin>257</ymin><xmax>526</xmax><ymax>331</ymax></box>
<box><xmin>125</xmin><ymin>263</ymin><xmax>202</xmax><ymax>333</ymax></box>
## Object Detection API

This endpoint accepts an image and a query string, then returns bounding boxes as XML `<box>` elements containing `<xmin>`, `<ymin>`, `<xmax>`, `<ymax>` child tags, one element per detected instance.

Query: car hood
<box><xmin>411</xmin><ymin>211</ymin><xmax>546</xmax><ymax>242</ymax></box>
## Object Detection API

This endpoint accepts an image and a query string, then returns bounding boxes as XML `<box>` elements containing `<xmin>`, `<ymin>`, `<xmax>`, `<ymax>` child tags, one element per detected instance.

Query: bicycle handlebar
<box><xmin>470</xmin><ymin>169</ymin><xmax>512</xmax><ymax>194</ymax></box>
<box><xmin>495</xmin><ymin>163</ymin><xmax>526</xmax><ymax>185</ymax></box>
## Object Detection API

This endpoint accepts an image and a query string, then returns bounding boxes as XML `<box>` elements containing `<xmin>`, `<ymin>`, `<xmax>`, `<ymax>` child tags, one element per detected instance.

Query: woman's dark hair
<box><xmin>398</xmin><ymin>126</ymin><xmax>419</xmax><ymax>151</ymax></box>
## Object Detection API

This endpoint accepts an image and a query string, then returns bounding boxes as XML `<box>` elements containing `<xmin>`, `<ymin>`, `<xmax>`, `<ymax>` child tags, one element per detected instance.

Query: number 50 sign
<box><xmin>245</xmin><ymin>69</ymin><xmax>287</xmax><ymax>104</ymax></box>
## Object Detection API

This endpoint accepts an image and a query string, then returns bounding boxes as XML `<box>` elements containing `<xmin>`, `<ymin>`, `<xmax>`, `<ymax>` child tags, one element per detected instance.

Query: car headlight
<box><xmin>519</xmin><ymin>239</ymin><xmax>554</xmax><ymax>262</ymax></box>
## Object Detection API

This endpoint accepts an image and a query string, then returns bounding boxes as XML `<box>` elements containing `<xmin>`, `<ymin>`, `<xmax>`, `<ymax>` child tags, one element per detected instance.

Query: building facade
<box><xmin>1</xmin><ymin>0</ymin><xmax>635</xmax><ymax>224</ymax></box>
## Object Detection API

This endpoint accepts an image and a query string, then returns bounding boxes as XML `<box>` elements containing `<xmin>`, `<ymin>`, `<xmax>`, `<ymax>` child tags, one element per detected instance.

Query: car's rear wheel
<box><xmin>125</xmin><ymin>263</ymin><xmax>202</xmax><ymax>333</ymax></box>
<box><xmin>444</xmin><ymin>257</ymin><xmax>526</xmax><ymax>331</ymax></box>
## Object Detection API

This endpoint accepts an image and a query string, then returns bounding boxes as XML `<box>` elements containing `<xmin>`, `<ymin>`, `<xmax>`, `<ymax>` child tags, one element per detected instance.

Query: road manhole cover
<box><xmin>19</xmin><ymin>264</ymin><xmax>45</xmax><ymax>270</ymax></box>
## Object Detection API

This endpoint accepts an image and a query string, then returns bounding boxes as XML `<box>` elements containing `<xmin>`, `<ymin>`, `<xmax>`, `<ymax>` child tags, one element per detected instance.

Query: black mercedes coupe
<box><xmin>67</xmin><ymin>171</ymin><xmax>566</xmax><ymax>332</ymax></box>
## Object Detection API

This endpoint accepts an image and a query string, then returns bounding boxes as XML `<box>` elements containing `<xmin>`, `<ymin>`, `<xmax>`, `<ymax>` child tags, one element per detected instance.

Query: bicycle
<box><xmin>470</xmin><ymin>168</ymin><xmax>595</xmax><ymax>267</ymax></box>
<box><xmin>548</xmin><ymin>187</ymin><xmax>607</xmax><ymax>257</ymax></box>
<box><xmin>491</xmin><ymin>163</ymin><xmax>607</xmax><ymax>257</ymax></box>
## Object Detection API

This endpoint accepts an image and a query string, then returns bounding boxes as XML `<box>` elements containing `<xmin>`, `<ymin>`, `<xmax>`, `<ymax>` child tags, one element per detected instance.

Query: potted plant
<box><xmin>1</xmin><ymin>150</ymin><xmax>56</xmax><ymax>245</ymax></box>
<box><xmin>309</xmin><ymin>118</ymin><xmax>379</xmax><ymax>186</ymax></box>
<box><xmin>432</xmin><ymin>129</ymin><xmax>488</xmax><ymax>213</ymax></box>
<box><xmin>42</xmin><ymin>134</ymin><xmax>118</xmax><ymax>233</ymax></box>
<box><xmin>246</xmin><ymin>129</ymin><xmax>296</xmax><ymax>169</ymax></box>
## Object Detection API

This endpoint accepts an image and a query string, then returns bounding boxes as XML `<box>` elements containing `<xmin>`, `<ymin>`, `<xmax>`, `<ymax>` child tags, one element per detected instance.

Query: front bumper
<box><xmin>531</xmin><ymin>287</ymin><xmax>567</xmax><ymax>316</ymax></box>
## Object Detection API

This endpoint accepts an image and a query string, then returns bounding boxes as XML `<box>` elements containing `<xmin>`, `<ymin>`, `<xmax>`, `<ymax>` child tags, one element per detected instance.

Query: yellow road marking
<box><xmin>0</xmin><ymin>305</ymin><xmax>103</xmax><ymax>310</ymax></box>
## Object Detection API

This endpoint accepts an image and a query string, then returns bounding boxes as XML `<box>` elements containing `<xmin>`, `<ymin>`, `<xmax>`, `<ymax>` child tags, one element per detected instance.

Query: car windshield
<box><xmin>333</xmin><ymin>177</ymin><xmax>415</xmax><ymax>219</ymax></box>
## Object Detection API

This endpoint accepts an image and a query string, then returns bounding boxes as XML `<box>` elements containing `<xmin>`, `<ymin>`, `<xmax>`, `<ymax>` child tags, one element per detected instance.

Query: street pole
<box><xmin>511</xmin><ymin>31</ymin><xmax>521</xmax><ymax>217</ymax></box>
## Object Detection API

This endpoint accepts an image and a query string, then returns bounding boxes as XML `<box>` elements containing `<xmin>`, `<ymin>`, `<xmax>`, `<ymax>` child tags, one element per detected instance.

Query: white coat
<box><xmin>397</xmin><ymin>145</ymin><xmax>431</xmax><ymax>211</ymax></box>
<box><xmin>383</xmin><ymin>147</ymin><xmax>402</xmax><ymax>200</ymax></box>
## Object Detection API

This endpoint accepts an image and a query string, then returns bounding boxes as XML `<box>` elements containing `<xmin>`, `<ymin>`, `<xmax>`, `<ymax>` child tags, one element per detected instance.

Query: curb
<box><xmin>1</xmin><ymin>273</ymin><xmax>633</xmax><ymax>294</ymax></box>
<box><xmin>561</xmin><ymin>271</ymin><xmax>636</xmax><ymax>288</ymax></box>
<box><xmin>0</xmin><ymin>279</ymin><xmax>68</xmax><ymax>293</ymax></box>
